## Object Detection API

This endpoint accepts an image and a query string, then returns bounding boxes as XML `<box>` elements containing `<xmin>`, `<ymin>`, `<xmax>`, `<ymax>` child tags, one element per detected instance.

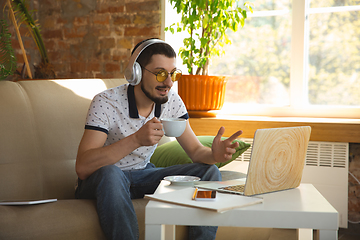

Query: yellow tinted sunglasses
<box><xmin>141</xmin><ymin>66</ymin><xmax>182</xmax><ymax>82</ymax></box>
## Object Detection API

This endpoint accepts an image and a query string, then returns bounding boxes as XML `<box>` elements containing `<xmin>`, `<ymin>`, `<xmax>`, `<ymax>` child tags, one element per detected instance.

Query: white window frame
<box><xmin>162</xmin><ymin>0</ymin><xmax>360</xmax><ymax>119</ymax></box>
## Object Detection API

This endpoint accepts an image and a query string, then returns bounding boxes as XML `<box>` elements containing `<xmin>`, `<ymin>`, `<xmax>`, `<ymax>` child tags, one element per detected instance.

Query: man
<box><xmin>75</xmin><ymin>38</ymin><xmax>242</xmax><ymax>240</ymax></box>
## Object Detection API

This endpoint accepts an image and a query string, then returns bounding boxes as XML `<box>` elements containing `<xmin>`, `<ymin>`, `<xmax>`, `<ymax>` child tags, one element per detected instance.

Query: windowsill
<box><xmin>213</xmin><ymin>113</ymin><xmax>360</xmax><ymax>124</ymax></box>
<box><xmin>189</xmin><ymin>114</ymin><xmax>360</xmax><ymax>143</ymax></box>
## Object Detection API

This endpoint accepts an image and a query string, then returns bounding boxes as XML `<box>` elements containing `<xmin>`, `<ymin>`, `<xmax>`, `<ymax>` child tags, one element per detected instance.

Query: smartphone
<box><xmin>195</xmin><ymin>190</ymin><xmax>217</xmax><ymax>201</ymax></box>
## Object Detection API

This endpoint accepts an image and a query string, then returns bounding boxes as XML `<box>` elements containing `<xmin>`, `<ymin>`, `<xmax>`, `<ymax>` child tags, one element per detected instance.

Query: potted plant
<box><xmin>4</xmin><ymin>0</ymin><xmax>55</xmax><ymax>79</ymax></box>
<box><xmin>165</xmin><ymin>0</ymin><xmax>252</xmax><ymax>114</ymax></box>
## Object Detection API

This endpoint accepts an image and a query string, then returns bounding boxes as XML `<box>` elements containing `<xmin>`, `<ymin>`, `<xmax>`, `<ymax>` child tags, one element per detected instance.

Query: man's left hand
<box><xmin>211</xmin><ymin>127</ymin><xmax>243</xmax><ymax>163</ymax></box>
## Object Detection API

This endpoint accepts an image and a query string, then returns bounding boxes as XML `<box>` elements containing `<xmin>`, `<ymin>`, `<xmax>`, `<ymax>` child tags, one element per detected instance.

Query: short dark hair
<box><xmin>131</xmin><ymin>38</ymin><xmax>176</xmax><ymax>67</ymax></box>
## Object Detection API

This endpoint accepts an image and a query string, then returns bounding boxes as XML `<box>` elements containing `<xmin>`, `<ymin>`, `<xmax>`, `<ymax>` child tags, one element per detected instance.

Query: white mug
<box><xmin>161</xmin><ymin>118</ymin><xmax>187</xmax><ymax>137</ymax></box>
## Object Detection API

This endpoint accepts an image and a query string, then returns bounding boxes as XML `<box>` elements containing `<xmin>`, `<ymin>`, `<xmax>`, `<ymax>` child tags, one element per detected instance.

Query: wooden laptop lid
<box><xmin>244</xmin><ymin>126</ymin><xmax>311</xmax><ymax>196</ymax></box>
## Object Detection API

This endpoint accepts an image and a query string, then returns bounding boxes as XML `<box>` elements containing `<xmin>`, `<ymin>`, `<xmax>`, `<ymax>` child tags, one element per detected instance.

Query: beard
<box><xmin>141</xmin><ymin>83</ymin><xmax>169</xmax><ymax>105</ymax></box>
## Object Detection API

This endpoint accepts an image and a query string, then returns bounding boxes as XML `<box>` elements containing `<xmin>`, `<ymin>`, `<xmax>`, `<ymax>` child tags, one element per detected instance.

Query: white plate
<box><xmin>164</xmin><ymin>175</ymin><xmax>201</xmax><ymax>185</ymax></box>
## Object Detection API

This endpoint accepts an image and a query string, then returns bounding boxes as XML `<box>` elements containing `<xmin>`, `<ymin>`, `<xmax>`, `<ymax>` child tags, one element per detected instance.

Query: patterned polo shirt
<box><xmin>85</xmin><ymin>83</ymin><xmax>189</xmax><ymax>170</ymax></box>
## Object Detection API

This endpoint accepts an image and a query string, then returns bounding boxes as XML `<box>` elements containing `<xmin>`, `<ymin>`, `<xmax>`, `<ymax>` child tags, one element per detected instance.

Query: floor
<box><xmin>268</xmin><ymin>222</ymin><xmax>360</xmax><ymax>240</ymax></box>
<box><xmin>338</xmin><ymin>222</ymin><xmax>360</xmax><ymax>240</ymax></box>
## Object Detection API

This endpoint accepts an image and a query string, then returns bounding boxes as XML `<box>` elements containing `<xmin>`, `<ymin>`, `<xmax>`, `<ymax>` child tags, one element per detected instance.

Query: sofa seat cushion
<box><xmin>0</xmin><ymin>200</ymin><xmax>105</xmax><ymax>240</ymax></box>
<box><xmin>0</xmin><ymin>198</ymin><xmax>149</xmax><ymax>240</ymax></box>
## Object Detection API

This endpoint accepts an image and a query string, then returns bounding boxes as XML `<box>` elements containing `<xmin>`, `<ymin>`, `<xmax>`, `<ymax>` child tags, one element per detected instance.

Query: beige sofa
<box><xmin>0</xmin><ymin>78</ymin><xmax>272</xmax><ymax>240</ymax></box>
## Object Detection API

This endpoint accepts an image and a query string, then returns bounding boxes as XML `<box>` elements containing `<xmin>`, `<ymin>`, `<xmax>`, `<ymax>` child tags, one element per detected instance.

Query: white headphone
<box><xmin>124</xmin><ymin>39</ymin><xmax>167</xmax><ymax>86</ymax></box>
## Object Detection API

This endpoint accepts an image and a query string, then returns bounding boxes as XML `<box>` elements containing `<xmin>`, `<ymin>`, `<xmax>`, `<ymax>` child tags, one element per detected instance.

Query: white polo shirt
<box><xmin>85</xmin><ymin>84</ymin><xmax>189</xmax><ymax>170</ymax></box>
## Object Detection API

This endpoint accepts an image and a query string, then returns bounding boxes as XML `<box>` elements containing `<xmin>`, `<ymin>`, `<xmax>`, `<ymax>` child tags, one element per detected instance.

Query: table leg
<box><xmin>145</xmin><ymin>224</ymin><xmax>165</xmax><ymax>240</ymax></box>
<box><xmin>317</xmin><ymin>229</ymin><xmax>338</xmax><ymax>240</ymax></box>
<box><xmin>297</xmin><ymin>229</ymin><xmax>313</xmax><ymax>240</ymax></box>
<box><xmin>164</xmin><ymin>225</ymin><xmax>176</xmax><ymax>240</ymax></box>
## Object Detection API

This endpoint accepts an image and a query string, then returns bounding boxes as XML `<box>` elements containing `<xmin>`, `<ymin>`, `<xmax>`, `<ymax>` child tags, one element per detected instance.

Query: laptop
<box><xmin>197</xmin><ymin>126</ymin><xmax>312</xmax><ymax>196</ymax></box>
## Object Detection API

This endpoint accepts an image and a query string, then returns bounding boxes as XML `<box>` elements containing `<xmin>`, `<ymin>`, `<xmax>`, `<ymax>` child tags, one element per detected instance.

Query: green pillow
<box><xmin>150</xmin><ymin>136</ymin><xmax>251</xmax><ymax>168</ymax></box>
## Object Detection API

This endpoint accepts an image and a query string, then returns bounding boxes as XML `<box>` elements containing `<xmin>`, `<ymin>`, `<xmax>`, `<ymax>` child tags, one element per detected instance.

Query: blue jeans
<box><xmin>75</xmin><ymin>163</ymin><xmax>221</xmax><ymax>240</ymax></box>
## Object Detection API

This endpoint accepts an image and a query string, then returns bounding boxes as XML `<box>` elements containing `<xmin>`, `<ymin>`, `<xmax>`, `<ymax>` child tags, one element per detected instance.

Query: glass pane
<box><xmin>308</xmin><ymin>10</ymin><xmax>360</xmax><ymax>106</ymax></box>
<box><xmin>210</xmin><ymin>12</ymin><xmax>291</xmax><ymax>105</ymax></box>
<box><xmin>311</xmin><ymin>0</ymin><xmax>360</xmax><ymax>8</ymax></box>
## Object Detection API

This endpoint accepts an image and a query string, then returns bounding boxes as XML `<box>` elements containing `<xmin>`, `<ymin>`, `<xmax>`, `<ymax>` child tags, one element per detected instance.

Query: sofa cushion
<box><xmin>150</xmin><ymin>136</ymin><xmax>251</xmax><ymax>168</ymax></box>
<box><xmin>0</xmin><ymin>198</ymin><xmax>149</xmax><ymax>240</ymax></box>
<box><xmin>0</xmin><ymin>200</ymin><xmax>104</xmax><ymax>240</ymax></box>
<box><xmin>0</xmin><ymin>81</ymin><xmax>43</xmax><ymax>200</ymax></box>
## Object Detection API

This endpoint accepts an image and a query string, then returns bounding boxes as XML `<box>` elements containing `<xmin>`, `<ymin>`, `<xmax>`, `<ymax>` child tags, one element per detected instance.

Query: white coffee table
<box><xmin>145</xmin><ymin>180</ymin><xmax>338</xmax><ymax>240</ymax></box>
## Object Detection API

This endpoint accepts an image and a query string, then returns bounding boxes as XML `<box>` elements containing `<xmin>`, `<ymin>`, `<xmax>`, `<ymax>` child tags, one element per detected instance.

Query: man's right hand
<box><xmin>134</xmin><ymin>117</ymin><xmax>164</xmax><ymax>146</ymax></box>
<box><xmin>76</xmin><ymin>117</ymin><xmax>164</xmax><ymax>180</ymax></box>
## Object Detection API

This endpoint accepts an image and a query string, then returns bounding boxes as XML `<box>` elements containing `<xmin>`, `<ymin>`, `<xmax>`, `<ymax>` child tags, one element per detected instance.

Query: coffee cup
<box><xmin>161</xmin><ymin>118</ymin><xmax>187</xmax><ymax>137</ymax></box>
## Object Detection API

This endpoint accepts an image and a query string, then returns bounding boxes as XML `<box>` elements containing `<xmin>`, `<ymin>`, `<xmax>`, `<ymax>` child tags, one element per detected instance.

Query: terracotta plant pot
<box><xmin>178</xmin><ymin>75</ymin><xmax>228</xmax><ymax>111</ymax></box>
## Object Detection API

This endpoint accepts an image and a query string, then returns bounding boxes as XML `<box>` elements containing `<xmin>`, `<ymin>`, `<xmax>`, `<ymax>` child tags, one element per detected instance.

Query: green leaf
<box><xmin>242</xmin><ymin>9</ymin><xmax>247</xmax><ymax>18</ymax></box>
<box><xmin>11</xmin><ymin>0</ymin><xmax>49</xmax><ymax>64</ymax></box>
<box><xmin>0</xmin><ymin>20</ymin><xmax>17</xmax><ymax>80</ymax></box>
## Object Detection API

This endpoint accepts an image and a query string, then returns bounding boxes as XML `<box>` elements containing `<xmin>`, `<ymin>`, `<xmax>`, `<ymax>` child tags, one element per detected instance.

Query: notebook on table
<box><xmin>145</xmin><ymin>187</ymin><xmax>263</xmax><ymax>213</ymax></box>
<box><xmin>197</xmin><ymin>126</ymin><xmax>312</xmax><ymax>196</ymax></box>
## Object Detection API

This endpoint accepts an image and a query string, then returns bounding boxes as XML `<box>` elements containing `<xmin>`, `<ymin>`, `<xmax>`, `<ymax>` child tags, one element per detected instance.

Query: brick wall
<box><xmin>349</xmin><ymin>143</ymin><xmax>360</xmax><ymax>223</ymax></box>
<box><xmin>3</xmin><ymin>0</ymin><xmax>162</xmax><ymax>79</ymax></box>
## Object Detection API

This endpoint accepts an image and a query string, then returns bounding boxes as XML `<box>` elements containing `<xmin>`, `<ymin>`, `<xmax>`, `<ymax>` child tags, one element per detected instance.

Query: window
<box><xmin>164</xmin><ymin>0</ymin><xmax>360</xmax><ymax>118</ymax></box>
